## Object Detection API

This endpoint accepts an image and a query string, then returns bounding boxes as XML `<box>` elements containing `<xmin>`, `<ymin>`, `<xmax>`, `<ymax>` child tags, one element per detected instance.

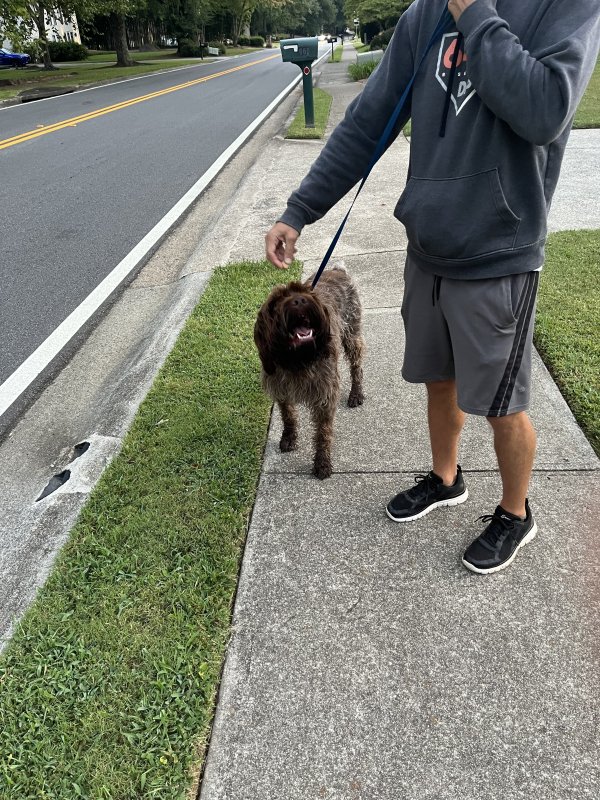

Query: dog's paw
<box><xmin>348</xmin><ymin>389</ymin><xmax>365</xmax><ymax>408</ymax></box>
<box><xmin>279</xmin><ymin>433</ymin><xmax>297</xmax><ymax>452</ymax></box>
<box><xmin>313</xmin><ymin>457</ymin><xmax>332</xmax><ymax>480</ymax></box>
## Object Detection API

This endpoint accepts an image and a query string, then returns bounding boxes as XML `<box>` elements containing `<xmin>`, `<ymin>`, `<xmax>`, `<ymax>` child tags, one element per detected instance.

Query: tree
<box><xmin>161</xmin><ymin>0</ymin><xmax>217</xmax><ymax>50</ymax></box>
<box><xmin>220</xmin><ymin>0</ymin><xmax>259</xmax><ymax>45</ymax></box>
<box><xmin>75</xmin><ymin>0</ymin><xmax>146</xmax><ymax>66</ymax></box>
<box><xmin>345</xmin><ymin>0</ymin><xmax>412</xmax><ymax>28</ymax></box>
<box><xmin>0</xmin><ymin>2</ymin><xmax>34</xmax><ymax>52</ymax></box>
<box><xmin>1</xmin><ymin>2</ymin><xmax>77</xmax><ymax>69</ymax></box>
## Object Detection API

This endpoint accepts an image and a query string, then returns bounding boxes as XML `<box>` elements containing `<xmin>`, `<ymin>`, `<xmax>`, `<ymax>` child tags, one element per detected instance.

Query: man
<box><xmin>265</xmin><ymin>0</ymin><xmax>600</xmax><ymax>574</ymax></box>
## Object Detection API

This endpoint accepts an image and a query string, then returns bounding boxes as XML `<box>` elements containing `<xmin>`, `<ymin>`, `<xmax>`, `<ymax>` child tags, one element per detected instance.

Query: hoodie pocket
<box><xmin>394</xmin><ymin>169</ymin><xmax>520</xmax><ymax>260</ymax></box>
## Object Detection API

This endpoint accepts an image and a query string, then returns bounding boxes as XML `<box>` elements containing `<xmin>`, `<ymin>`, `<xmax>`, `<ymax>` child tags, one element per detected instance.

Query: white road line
<box><xmin>0</xmin><ymin>50</ymin><xmax>329</xmax><ymax>421</ymax></box>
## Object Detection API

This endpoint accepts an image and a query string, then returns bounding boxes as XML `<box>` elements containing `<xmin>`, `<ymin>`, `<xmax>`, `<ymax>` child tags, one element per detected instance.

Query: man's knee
<box><xmin>426</xmin><ymin>378</ymin><xmax>456</xmax><ymax>397</ymax></box>
<box><xmin>486</xmin><ymin>410</ymin><xmax>533</xmax><ymax>431</ymax></box>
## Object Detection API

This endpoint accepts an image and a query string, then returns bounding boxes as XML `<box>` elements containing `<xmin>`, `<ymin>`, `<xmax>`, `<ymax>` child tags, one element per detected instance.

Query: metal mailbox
<box><xmin>280</xmin><ymin>37</ymin><xmax>319</xmax><ymax>63</ymax></box>
<box><xmin>280</xmin><ymin>37</ymin><xmax>319</xmax><ymax>128</ymax></box>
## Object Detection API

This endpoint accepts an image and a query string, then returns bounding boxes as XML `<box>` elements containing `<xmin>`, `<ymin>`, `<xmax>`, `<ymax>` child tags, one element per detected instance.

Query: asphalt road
<box><xmin>0</xmin><ymin>51</ymin><xmax>310</xmax><ymax>386</ymax></box>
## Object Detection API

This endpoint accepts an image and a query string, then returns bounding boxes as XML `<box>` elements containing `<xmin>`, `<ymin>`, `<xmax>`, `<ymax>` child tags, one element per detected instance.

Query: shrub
<box><xmin>369</xmin><ymin>27</ymin><xmax>395</xmax><ymax>51</ymax></box>
<box><xmin>249</xmin><ymin>36</ymin><xmax>265</xmax><ymax>47</ymax></box>
<box><xmin>237</xmin><ymin>36</ymin><xmax>251</xmax><ymax>46</ymax></box>
<box><xmin>22</xmin><ymin>40</ymin><xmax>44</xmax><ymax>63</ymax></box>
<box><xmin>178</xmin><ymin>38</ymin><xmax>204</xmax><ymax>57</ymax></box>
<box><xmin>348</xmin><ymin>60</ymin><xmax>379</xmax><ymax>81</ymax></box>
<box><xmin>47</xmin><ymin>40</ymin><xmax>88</xmax><ymax>61</ymax></box>
<box><xmin>208</xmin><ymin>40</ymin><xmax>226</xmax><ymax>55</ymax></box>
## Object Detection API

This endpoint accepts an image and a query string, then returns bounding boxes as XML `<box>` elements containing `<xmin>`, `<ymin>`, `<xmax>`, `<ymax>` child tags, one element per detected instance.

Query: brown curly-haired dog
<box><xmin>254</xmin><ymin>265</ymin><xmax>365</xmax><ymax>479</ymax></box>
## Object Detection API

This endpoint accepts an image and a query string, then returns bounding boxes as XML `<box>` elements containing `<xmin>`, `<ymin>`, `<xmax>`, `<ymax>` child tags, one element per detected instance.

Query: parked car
<box><xmin>0</xmin><ymin>48</ymin><xmax>31</xmax><ymax>67</ymax></box>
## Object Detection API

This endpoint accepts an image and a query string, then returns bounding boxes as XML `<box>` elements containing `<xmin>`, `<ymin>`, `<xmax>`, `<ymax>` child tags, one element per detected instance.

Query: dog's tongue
<box><xmin>295</xmin><ymin>326</ymin><xmax>312</xmax><ymax>338</ymax></box>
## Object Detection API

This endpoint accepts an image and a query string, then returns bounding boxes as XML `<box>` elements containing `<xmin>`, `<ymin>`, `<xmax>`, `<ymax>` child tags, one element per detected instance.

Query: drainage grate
<box><xmin>36</xmin><ymin>470</ymin><xmax>71</xmax><ymax>502</ymax></box>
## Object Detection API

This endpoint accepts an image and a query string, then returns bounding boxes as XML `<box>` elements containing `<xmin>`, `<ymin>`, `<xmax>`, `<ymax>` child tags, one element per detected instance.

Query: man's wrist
<box><xmin>455</xmin><ymin>0</ymin><xmax>498</xmax><ymax>38</ymax></box>
<box><xmin>278</xmin><ymin>206</ymin><xmax>307</xmax><ymax>235</ymax></box>
<box><xmin>448</xmin><ymin>0</ymin><xmax>477</xmax><ymax>24</ymax></box>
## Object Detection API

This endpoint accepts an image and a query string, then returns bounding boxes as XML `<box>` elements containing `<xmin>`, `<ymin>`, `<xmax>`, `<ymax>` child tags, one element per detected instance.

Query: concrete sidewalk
<box><xmin>197</xmin><ymin>42</ymin><xmax>600</xmax><ymax>799</ymax></box>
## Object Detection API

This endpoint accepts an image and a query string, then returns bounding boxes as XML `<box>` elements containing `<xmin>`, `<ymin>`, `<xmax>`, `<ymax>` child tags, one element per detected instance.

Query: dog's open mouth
<box><xmin>290</xmin><ymin>326</ymin><xmax>315</xmax><ymax>346</ymax></box>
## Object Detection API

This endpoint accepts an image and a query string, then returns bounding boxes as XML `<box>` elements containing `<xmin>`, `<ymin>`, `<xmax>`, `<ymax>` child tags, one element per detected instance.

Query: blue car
<box><xmin>0</xmin><ymin>48</ymin><xmax>31</xmax><ymax>67</ymax></box>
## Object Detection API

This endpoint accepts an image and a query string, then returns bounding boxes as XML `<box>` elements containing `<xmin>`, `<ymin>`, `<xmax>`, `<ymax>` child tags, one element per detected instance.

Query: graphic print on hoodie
<box><xmin>436</xmin><ymin>33</ymin><xmax>475</xmax><ymax>116</ymax></box>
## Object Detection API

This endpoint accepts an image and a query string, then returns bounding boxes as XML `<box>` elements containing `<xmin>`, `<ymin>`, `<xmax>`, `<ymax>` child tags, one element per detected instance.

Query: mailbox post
<box><xmin>280</xmin><ymin>37</ymin><xmax>319</xmax><ymax>128</ymax></box>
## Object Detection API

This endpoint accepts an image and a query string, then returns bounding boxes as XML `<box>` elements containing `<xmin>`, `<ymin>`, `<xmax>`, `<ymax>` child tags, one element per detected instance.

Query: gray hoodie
<box><xmin>279</xmin><ymin>0</ymin><xmax>600</xmax><ymax>279</ymax></box>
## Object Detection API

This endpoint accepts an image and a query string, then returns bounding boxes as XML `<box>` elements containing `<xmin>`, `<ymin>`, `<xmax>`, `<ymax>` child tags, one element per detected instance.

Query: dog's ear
<box><xmin>254</xmin><ymin>302</ymin><xmax>277</xmax><ymax>375</ymax></box>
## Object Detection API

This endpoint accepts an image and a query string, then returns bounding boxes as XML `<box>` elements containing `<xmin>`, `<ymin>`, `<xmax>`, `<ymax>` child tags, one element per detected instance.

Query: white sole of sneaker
<box><xmin>461</xmin><ymin>523</ymin><xmax>538</xmax><ymax>575</ymax></box>
<box><xmin>385</xmin><ymin>489</ymin><xmax>469</xmax><ymax>523</ymax></box>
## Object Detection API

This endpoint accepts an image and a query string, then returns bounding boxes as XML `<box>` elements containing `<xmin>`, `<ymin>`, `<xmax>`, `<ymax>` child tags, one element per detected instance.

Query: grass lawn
<box><xmin>0</xmin><ymin>260</ymin><xmax>301</xmax><ymax>799</ymax></box>
<box><xmin>573</xmin><ymin>57</ymin><xmax>600</xmax><ymax>128</ymax></box>
<box><xmin>285</xmin><ymin>87</ymin><xmax>332</xmax><ymax>139</ymax></box>
<box><xmin>0</xmin><ymin>60</ymin><xmax>202</xmax><ymax>101</ymax></box>
<box><xmin>535</xmin><ymin>229</ymin><xmax>600</xmax><ymax>455</ymax></box>
<box><xmin>87</xmin><ymin>49</ymin><xmax>180</xmax><ymax>62</ymax></box>
<box><xmin>77</xmin><ymin>47</ymin><xmax>265</xmax><ymax>62</ymax></box>
<box><xmin>0</xmin><ymin>46</ymin><xmax>272</xmax><ymax>101</ymax></box>
<box><xmin>329</xmin><ymin>44</ymin><xmax>343</xmax><ymax>63</ymax></box>
<box><xmin>352</xmin><ymin>40</ymin><xmax>370</xmax><ymax>53</ymax></box>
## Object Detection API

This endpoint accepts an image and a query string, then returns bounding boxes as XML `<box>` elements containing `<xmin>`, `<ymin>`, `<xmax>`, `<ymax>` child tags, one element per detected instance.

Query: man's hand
<box><xmin>265</xmin><ymin>222</ymin><xmax>299</xmax><ymax>270</ymax></box>
<box><xmin>448</xmin><ymin>0</ymin><xmax>478</xmax><ymax>23</ymax></box>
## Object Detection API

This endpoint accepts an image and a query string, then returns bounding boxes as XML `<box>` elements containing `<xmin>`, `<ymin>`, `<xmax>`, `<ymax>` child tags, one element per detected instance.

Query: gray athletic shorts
<box><xmin>401</xmin><ymin>257</ymin><xmax>539</xmax><ymax>417</ymax></box>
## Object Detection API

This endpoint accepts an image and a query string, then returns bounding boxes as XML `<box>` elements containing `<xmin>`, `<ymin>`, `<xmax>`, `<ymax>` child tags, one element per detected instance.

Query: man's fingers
<box><xmin>265</xmin><ymin>228</ymin><xmax>286</xmax><ymax>269</ymax></box>
<box><xmin>283</xmin><ymin>232</ymin><xmax>298</xmax><ymax>265</ymax></box>
<box><xmin>265</xmin><ymin>224</ymin><xmax>299</xmax><ymax>269</ymax></box>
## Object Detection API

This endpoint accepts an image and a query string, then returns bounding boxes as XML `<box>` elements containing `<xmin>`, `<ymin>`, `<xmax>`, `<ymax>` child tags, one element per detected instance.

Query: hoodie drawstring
<box><xmin>432</xmin><ymin>275</ymin><xmax>442</xmax><ymax>306</ymax></box>
<box><xmin>439</xmin><ymin>32</ymin><xmax>464</xmax><ymax>137</ymax></box>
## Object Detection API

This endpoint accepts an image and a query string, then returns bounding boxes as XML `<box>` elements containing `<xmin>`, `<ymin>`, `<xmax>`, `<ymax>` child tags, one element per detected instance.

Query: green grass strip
<box><xmin>0</xmin><ymin>61</ymin><xmax>202</xmax><ymax>101</ymax></box>
<box><xmin>573</xmin><ymin>58</ymin><xmax>599</xmax><ymax>128</ymax></box>
<box><xmin>285</xmin><ymin>87</ymin><xmax>332</xmax><ymax>139</ymax></box>
<box><xmin>535</xmin><ymin>230</ymin><xmax>600</xmax><ymax>454</ymax></box>
<box><xmin>329</xmin><ymin>44</ymin><xmax>343</xmax><ymax>63</ymax></box>
<box><xmin>0</xmin><ymin>260</ymin><xmax>300</xmax><ymax>799</ymax></box>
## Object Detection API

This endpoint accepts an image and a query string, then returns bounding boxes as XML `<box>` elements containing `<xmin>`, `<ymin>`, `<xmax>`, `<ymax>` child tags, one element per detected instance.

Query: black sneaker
<box><xmin>462</xmin><ymin>500</ymin><xmax>537</xmax><ymax>575</ymax></box>
<box><xmin>386</xmin><ymin>466</ymin><xmax>468</xmax><ymax>522</ymax></box>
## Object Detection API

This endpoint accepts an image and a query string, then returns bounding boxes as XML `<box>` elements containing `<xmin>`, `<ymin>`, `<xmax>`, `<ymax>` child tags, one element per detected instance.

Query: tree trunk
<box><xmin>34</xmin><ymin>2</ymin><xmax>56</xmax><ymax>70</ymax></box>
<box><xmin>111</xmin><ymin>12</ymin><xmax>134</xmax><ymax>66</ymax></box>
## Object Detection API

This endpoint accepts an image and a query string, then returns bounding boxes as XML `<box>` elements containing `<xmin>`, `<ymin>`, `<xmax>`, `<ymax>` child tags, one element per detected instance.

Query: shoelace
<box><xmin>476</xmin><ymin>512</ymin><xmax>516</xmax><ymax>546</ymax></box>
<box><xmin>410</xmin><ymin>473</ymin><xmax>438</xmax><ymax>501</ymax></box>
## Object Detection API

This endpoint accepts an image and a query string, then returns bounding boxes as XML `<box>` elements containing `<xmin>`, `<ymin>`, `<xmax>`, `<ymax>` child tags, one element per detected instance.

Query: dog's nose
<box><xmin>291</xmin><ymin>297</ymin><xmax>308</xmax><ymax>306</ymax></box>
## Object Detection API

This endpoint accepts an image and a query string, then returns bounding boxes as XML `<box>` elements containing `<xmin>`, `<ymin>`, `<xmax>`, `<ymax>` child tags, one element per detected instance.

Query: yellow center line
<box><xmin>0</xmin><ymin>54</ymin><xmax>279</xmax><ymax>151</ymax></box>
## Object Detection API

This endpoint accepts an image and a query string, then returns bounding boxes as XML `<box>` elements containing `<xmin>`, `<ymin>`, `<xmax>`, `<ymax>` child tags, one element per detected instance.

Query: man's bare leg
<box><xmin>427</xmin><ymin>379</ymin><xmax>466</xmax><ymax>485</ymax></box>
<box><xmin>487</xmin><ymin>412</ymin><xmax>536</xmax><ymax>518</ymax></box>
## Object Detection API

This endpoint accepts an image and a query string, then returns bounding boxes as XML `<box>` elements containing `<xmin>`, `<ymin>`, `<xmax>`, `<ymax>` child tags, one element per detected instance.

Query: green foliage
<box><xmin>48</xmin><ymin>40</ymin><xmax>89</xmax><ymax>61</ymax></box>
<box><xmin>237</xmin><ymin>35</ymin><xmax>251</xmax><ymax>46</ymax></box>
<box><xmin>285</xmin><ymin>86</ymin><xmax>333</xmax><ymax>139</ymax></box>
<box><xmin>22</xmin><ymin>38</ymin><xmax>44</xmax><ymax>62</ymax></box>
<box><xmin>207</xmin><ymin>40</ymin><xmax>226</xmax><ymax>54</ymax></box>
<box><xmin>0</xmin><ymin>1</ymin><xmax>34</xmax><ymax>51</ymax></box>
<box><xmin>348</xmin><ymin>58</ymin><xmax>378</xmax><ymax>80</ymax></box>
<box><xmin>177</xmin><ymin>37</ymin><xmax>205</xmax><ymax>56</ymax></box>
<box><xmin>573</xmin><ymin>58</ymin><xmax>600</xmax><ymax>128</ymax></box>
<box><xmin>346</xmin><ymin>0</ymin><xmax>413</xmax><ymax>26</ymax></box>
<box><xmin>249</xmin><ymin>35</ymin><xmax>264</xmax><ymax>46</ymax></box>
<box><xmin>369</xmin><ymin>26</ymin><xmax>395</xmax><ymax>50</ymax></box>
<box><xmin>535</xmin><ymin>230</ymin><xmax>600</xmax><ymax>454</ymax></box>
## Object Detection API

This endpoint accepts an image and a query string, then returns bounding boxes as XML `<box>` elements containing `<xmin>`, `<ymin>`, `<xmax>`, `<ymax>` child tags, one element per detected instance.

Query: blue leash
<box><xmin>311</xmin><ymin>8</ymin><xmax>453</xmax><ymax>289</ymax></box>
